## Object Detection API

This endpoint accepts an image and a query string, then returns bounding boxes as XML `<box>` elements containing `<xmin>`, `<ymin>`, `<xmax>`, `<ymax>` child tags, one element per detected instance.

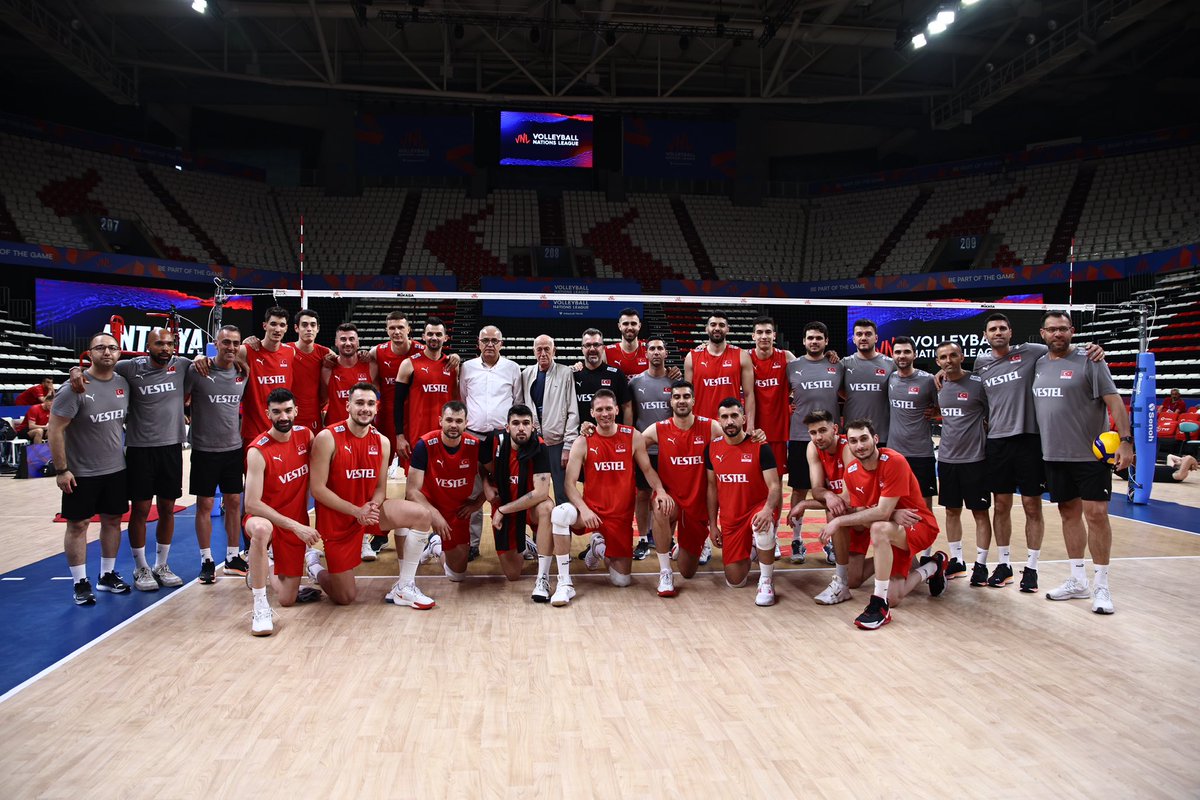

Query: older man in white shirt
<box><xmin>459</xmin><ymin>325</ymin><xmax>523</xmax><ymax>559</ymax></box>
<box><xmin>521</xmin><ymin>335</ymin><xmax>580</xmax><ymax>504</ymax></box>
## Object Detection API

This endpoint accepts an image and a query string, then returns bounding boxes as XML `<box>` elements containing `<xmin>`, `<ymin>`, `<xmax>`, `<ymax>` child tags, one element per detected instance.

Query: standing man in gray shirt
<box><xmin>786</xmin><ymin>321</ymin><xmax>843</xmax><ymax>565</ymax></box>
<box><xmin>886</xmin><ymin>336</ymin><xmax>938</xmax><ymax>510</ymax></box>
<box><xmin>521</xmin><ymin>335</ymin><xmax>579</xmax><ymax>505</ymax></box>
<box><xmin>185</xmin><ymin>325</ymin><xmax>248</xmax><ymax>585</ymax></box>
<box><xmin>842</xmin><ymin>318</ymin><xmax>895</xmax><ymax>444</ymax></box>
<box><xmin>934</xmin><ymin>342</ymin><xmax>993</xmax><ymax>585</ymax></box>
<box><xmin>1032</xmin><ymin>311</ymin><xmax>1131</xmax><ymax>615</ymax></box>
<box><xmin>48</xmin><ymin>332</ymin><xmax>131</xmax><ymax>606</ymax></box>
<box><xmin>628</xmin><ymin>336</ymin><xmax>674</xmax><ymax>559</ymax></box>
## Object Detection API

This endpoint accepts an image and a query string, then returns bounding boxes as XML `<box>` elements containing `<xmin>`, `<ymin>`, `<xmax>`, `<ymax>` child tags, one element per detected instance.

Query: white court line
<box><xmin>0</xmin><ymin>578</ymin><xmax>199</xmax><ymax>706</ymax></box>
<box><xmin>1</xmin><ymin>577</ymin><xmax>25</xmax><ymax>581</ymax></box>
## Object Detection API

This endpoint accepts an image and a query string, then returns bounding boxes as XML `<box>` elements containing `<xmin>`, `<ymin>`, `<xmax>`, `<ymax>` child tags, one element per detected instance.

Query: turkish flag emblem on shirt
<box><xmin>875</xmin><ymin>369</ymin><xmax>887</xmax><ymax>377</ymax></box>
<box><xmin>1061</xmin><ymin>370</ymin><xmax>1074</xmax><ymax>379</ymax></box>
<box><xmin>957</xmin><ymin>392</ymin><xmax>969</xmax><ymax>401</ymax></box>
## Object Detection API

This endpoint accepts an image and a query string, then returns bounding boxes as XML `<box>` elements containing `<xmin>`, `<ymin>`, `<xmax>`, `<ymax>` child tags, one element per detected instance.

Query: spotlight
<box><xmin>962</xmin><ymin>0</ymin><xmax>981</xmax><ymax>5</ymax></box>
<box><xmin>912</xmin><ymin>33</ymin><xmax>927</xmax><ymax>49</ymax></box>
<box><xmin>679</xmin><ymin>35</ymin><xmax>690</xmax><ymax>51</ymax></box>
<box><xmin>936</xmin><ymin>9</ymin><xmax>956</xmax><ymax>25</ymax></box>
<box><xmin>191</xmin><ymin>0</ymin><xmax>207</xmax><ymax>12</ymax></box>
<box><xmin>453</xmin><ymin>23</ymin><xmax>464</xmax><ymax>39</ymax></box>
<box><xmin>604</xmin><ymin>29</ymin><xmax>616</xmax><ymax>47</ymax></box>
<box><xmin>530</xmin><ymin>25</ymin><xmax>541</xmax><ymax>43</ymax></box>
<box><xmin>1047</xmin><ymin>19</ymin><xmax>1058</xmax><ymax>31</ymax></box>
<box><xmin>1025</xmin><ymin>32</ymin><xmax>1037</xmax><ymax>45</ymax></box>
<box><xmin>927</xmin><ymin>18</ymin><xmax>947</xmax><ymax>35</ymax></box>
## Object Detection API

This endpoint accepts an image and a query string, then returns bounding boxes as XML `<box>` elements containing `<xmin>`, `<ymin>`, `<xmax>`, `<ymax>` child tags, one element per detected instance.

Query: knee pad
<box><xmin>443</xmin><ymin>562</ymin><xmax>465</xmax><ymax>583</ymax></box>
<box><xmin>754</xmin><ymin>523</ymin><xmax>777</xmax><ymax>552</ymax></box>
<box><xmin>726</xmin><ymin>574</ymin><xmax>750</xmax><ymax>589</ymax></box>
<box><xmin>551</xmin><ymin>503</ymin><xmax>578</xmax><ymax>534</ymax></box>
<box><xmin>608</xmin><ymin>567</ymin><xmax>632</xmax><ymax>587</ymax></box>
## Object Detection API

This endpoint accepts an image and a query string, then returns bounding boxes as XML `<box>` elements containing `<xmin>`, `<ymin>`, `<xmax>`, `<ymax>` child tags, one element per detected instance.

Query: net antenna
<box><xmin>298</xmin><ymin>214</ymin><xmax>306</xmax><ymax>307</ymax></box>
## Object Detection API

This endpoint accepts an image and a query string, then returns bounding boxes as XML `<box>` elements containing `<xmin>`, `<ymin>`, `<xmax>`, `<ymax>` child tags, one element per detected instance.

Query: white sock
<box><xmin>760</xmin><ymin>563</ymin><xmax>774</xmax><ymax>580</ymax></box>
<box><xmin>998</xmin><ymin>546</ymin><xmax>1011</xmax><ymax>565</ymax></box>
<box><xmin>100</xmin><ymin>557</ymin><xmax>116</xmax><ymax>576</ymax></box>
<box><xmin>1093</xmin><ymin>565</ymin><xmax>1109</xmax><ymax>588</ymax></box>
<box><xmin>69</xmin><ymin>563</ymin><xmax>87</xmax><ymax>582</ymax></box>
<box><xmin>1070</xmin><ymin>559</ymin><xmax>1087</xmax><ymax>582</ymax></box>
<box><xmin>949</xmin><ymin>541</ymin><xmax>964</xmax><ymax>562</ymax></box>
<box><xmin>132</xmin><ymin>547</ymin><xmax>149</xmax><ymax>570</ymax></box>
<box><xmin>199</xmin><ymin>547</ymin><xmax>212</xmax><ymax>563</ymax></box>
<box><xmin>252</xmin><ymin>587</ymin><xmax>267</xmax><ymax>604</ymax></box>
<box><xmin>976</xmin><ymin>547</ymin><xmax>989</xmax><ymax>566</ymax></box>
<box><xmin>155</xmin><ymin>543</ymin><xmax>170</xmax><ymax>568</ymax></box>
<box><xmin>835</xmin><ymin>563</ymin><xmax>848</xmax><ymax>582</ymax></box>
<box><xmin>1026</xmin><ymin>549</ymin><xmax>1041</xmax><ymax>569</ymax></box>
<box><xmin>874</xmin><ymin>579</ymin><xmax>890</xmax><ymax>599</ymax></box>
<box><xmin>226</xmin><ymin>546</ymin><xmax>240</xmax><ymax>560</ymax></box>
<box><xmin>399</xmin><ymin>529</ymin><xmax>429</xmax><ymax>586</ymax></box>
<box><xmin>657</xmin><ymin>553</ymin><xmax>671</xmax><ymax>571</ymax></box>
<box><xmin>917</xmin><ymin>560</ymin><xmax>938</xmax><ymax>579</ymax></box>
<box><xmin>537</xmin><ymin>555</ymin><xmax>552</xmax><ymax>580</ymax></box>
<box><xmin>556</xmin><ymin>554</ymin><xmax>572</xmax><ymax>581</ymax></box>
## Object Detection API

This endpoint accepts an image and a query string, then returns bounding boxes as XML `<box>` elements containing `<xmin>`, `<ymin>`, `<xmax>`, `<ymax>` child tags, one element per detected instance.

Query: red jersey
<box><xmin>582</xmin><ymin>426</ymin><xmax>637</xmax><ymax>518</ymax></box>
<box><xmin>18</xmin><ymin>403</ymin><xmax>49</xmax><ymax>433</ymax></box>
<box><xmin>706</xmin><ymin>435</ymin><xmax>774</xmax><ymax>528</ymax></box>
<box><xmin>605</xmin><ymin>341</ymin><xmax>649</xmax><ymax>377</ymax></box>
<box><xmin>691</xmin><ymin>344</ymin><xmax>744</xmax><ymax>420</ymax></box>
<box><xmin>842</xmin><ymin>448</ymin><xmax>937</xmax><ymax>528</ymax></box>
<box><xmin>14</xmin><ymin>385</ymin><xmax>46</xmax><ymax>406</ymax></box>
<box><xmin>751</xmin><ymin>348</ymin><xmax>789</xmax><ymax>442</ymax></box>
<box><xmin>249</xmin><ymin>426</ymin><xmax>313</xmax><ymax>527</ymax></box>
<box><xmin>373</xmin><ymin>341</ymin><xmax>417</xmax><ymax>440</ymax></box>
<box><xmin>404</xmin><ymin>351</ymin><xmax>457</xmax><ymax>444</ymax></box>
<box><xmin>326</xmin><ymin>360</ymin><xmax>373</xmax><ymax>425</ymax></box>
<box><xmin>315</xmin><ymin>422</ymin><xmax>384</xmax><ymax>540</ymax></box>
<box><xmin>412</xmin><ymin>431</ymin><xmax>483</xmax><ymax>516</ymax></box>
<box><xmin>243</xmin><ymin>345</ymin><xmax>293</xmax><ymax>443</ymax></box>
<box><xmin>654</xmin><ymin>416</ymin><xmax>712</xmax><ymax>512</ymax></box>
<box><xmin>288</xmin><ymin>342</ymin><xmax>330</xmax><ymax>433</ymax></box>
<box><xmin>815</xmin><ymin>435</ymin><xmax>849</xmax><ymax>492</ymax></box>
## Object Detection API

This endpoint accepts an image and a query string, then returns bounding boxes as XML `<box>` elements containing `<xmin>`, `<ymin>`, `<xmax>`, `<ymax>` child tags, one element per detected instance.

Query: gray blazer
<box><xmin>521</xmin><ymin>362</ymin><xmax>580</xmax><ymax>451</ymax></box>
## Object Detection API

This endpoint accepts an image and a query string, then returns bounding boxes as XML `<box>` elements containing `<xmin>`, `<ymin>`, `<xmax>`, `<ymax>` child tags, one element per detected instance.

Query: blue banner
<box><xmin>481</xmin><ymin>277</ymin><xmax>642</xmax><ymax>319</ymax></box>
<box><xmin>355</xmin><ymin>114</ymin><xmax>475</xmax><ymax>176</ymax></box>
<box><xmin>623</xmin><ymin>117</ymin><xmax>736</xmax><ymax>180</ymax></box>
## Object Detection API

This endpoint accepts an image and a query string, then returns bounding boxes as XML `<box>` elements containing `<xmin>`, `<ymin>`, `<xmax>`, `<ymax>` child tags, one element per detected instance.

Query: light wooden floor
<box><xmin>1</xmin><ymin>465</ymin><xmax>1199</xmax><ymax>798</ymax></box>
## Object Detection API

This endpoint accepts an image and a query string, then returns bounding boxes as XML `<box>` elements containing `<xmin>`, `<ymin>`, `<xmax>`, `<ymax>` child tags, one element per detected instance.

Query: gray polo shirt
<box><xmin>629</xmin><ymin>372</ymin><xmax>673</xmax><ymax>454</ymax></box>
<box><xmin>788</xmin><ymin>358</ymin><xmax>844</xmax><ymax>441</ymax></box>
<box><xmin>1032</xmin><ymin>348</ymin><xmax>1119</xmax><ymax>462</ymax></box>
<box><xmin>115</xmin><ymin>355</ymin><xmax>189</xmax><ymax>447</ymax></box>
<box><xmin>185</xmin><ymin>361</ymin><xmax>247</xmax><ymax>452</ymax></box>
<box><xmin>51</xmin><ymin>372</ymin><xmax>129</xmax><ymax>477</ymax></box>
<box><xmin>976</xmin><ymin>342</ymin><xmax>1048</xmax><ymax>439</ymax></box>
<box><xmin>842</xmin><ymin>353</ymin><xmax>895</xmax><ymax>442</ymax></box>
<box><xmin>937</xmin><ymin>372</ymin><xmax>988</xmax><ymax>464</ymax></box>
<box><xmin>887</xmin><ymin>369</ymin><xmax>936</xmax><ymax>458</ymax></box>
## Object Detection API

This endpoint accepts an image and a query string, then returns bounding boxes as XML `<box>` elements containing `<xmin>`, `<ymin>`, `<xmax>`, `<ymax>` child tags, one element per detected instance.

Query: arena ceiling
<box><xmin>2</xmin><ymin>0</ymin><xmax>1198</xmax><ymax>138</ymax></box>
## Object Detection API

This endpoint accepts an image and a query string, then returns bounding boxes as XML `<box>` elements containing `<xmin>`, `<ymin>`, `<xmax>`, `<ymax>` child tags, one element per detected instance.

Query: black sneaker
<box><xmin>97</xmin><ymin>570</ymin><xmax>131</xmax><ymax>594</ymax></box>
<box><xmin>987</xmin><ymin>563</ymin><xmax>1014</xmax><ymax>587</ymax></box>
<box><xmin>73</xmin><ymin>578</ymin><xmax>96</xmax><ymax>606</ymax></box>
<box><xmin>577</xmin><ymin>542</ymin><xmax>591</xmax><ymax>562</ymax></box>
<box><xmin>921</xmin><ymin>551</ymin><xmax>948</xmax><ymax>598</ymax></box>
<box><xmin>854</xmin><ymin>595</ymin><xmax>891</xmax><ymax>630</ymax></box>
<box><xmin>198</xmin><ymin>559</ymin><xmax>216</xmax><ymax>585</ymax></box>
<box><xmin>1019</xmin><ymin>567</ymin><xmax>1039</xmax><ymax>593</ymax></box>
<box><xmin>370</xmin><ymin>534</ymin><xmax>390</xmax><ymax>554</ymax></box>
<box><xmin>467</xmin><ymin>545</ymin><xmax>480</xmax><ymax>563</ymax></box>
<box><xmin>969</xmin><ymin>562</ymin><xmax>989</xmax><ymax>586</ymax></box>
<box><xmin>789</xmin><ymin>539</ymin><xmax>806</xmax><ymax>564</ymax></box>
<box><xmin>945</xmin><ymin>558</ymin><xmax>968</xmax><ymax>580</ymax></box>
<box><xmin>632</xmin><ymin>539</ymin><xmax>650</xmax><ymax>561</ymax></box>
<box><xmin>296</xmin><ymin>586</ymin><xmax>323</xmax><ymax>603</ymax></box>
<box><xmin>224</xmin><ymin>553</ymin><xmax>249</xmax><ymax>576</ymax></box>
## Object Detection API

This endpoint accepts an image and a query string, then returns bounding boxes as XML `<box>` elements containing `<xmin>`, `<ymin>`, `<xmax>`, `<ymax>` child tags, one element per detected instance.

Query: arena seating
<box><xmin>0</xmin><ymin>309</ymin><xmax>75</xmax><ymax>402</ymax></box>
<box><xmin>805</xmin><ymin>186</ymin><xmax>923</xmax><ymax>280</ymax></box>
<box><xmin>276</xmin><ymin>187</ymin><xmax>408</xmax><ymax>275</ymax></box>
<box><xmin>681</xmin><ymin>195</ymin><xmax>807</xmax><ymax>282</ymax></box>
<box><xmin>564</xmin><ymin>191</ymin><xmax>697</xmax><ymax>288</ymax></box>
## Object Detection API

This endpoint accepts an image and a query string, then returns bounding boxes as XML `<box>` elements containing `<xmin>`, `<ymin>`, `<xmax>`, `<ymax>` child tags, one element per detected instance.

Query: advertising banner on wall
<box><xmin>481</xmin><ymin>277</ymin><xmax>642</xmax><ymax>319</ymax></box>
<box><xmin>354</xmin><ymin>113</ymin><xmax>475</xmax><ymax>176</ymax></box>
<box><xmin>623</xmin><ymin>117</ymin><xmax>736</xmax><ymax>180</ymax></box>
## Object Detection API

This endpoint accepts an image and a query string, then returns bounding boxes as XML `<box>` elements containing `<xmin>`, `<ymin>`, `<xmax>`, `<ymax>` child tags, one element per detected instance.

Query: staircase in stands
<box><xmin>1044</xmin><ymin>163</ymin><xmax>1097</xmax><ymax>264</ymax></box>
<box><xmin>669</xmin><ymin>196</ymin><xmax>718</xmax><ymax>280</ymax></box>
<box><xmin>136</xmin><ymin>166</ymin><xmax>229</xmax><ymax>265</ymax></box>
<box><xmin>861</xmin><ymin>189</ymin><xmax>932</xmax><ymax>277</ymax></box>
<box><xmin>381</xmin><ymin>190</ymin><xmax>422</xmax><ymax>275</ymax></box>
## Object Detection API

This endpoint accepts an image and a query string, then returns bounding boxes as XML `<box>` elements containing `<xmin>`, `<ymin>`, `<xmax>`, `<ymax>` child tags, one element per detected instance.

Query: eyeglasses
<box><xmin>479</xmin><ymin>337</ymin><xmax>502</xmax><ymax>345</ymax></box>
<box><xmin>90</xmin><ymin>345</ymin><xmax>120</xmax><ymax>353</ymax></box>
<box><xmin>581</xmin><ymin>343</ymin><xmax>603</xmax><ymax>349</ymax></box>
<box><xmin>1041</xmin><ymin>326</ymin><xmax>1071</xmax><ymax>334</ymax></box>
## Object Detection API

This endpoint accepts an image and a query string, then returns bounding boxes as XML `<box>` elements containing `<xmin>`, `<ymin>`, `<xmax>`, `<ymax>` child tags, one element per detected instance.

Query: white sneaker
<box><xmin>773</xmin><ymin>543</ymin><xmax>781</xmax><ymax>559</ymax></box>
<box><xmin>531</xmin><ymin>575</ymin><xmax>551</xmax><ymax>603</ymax></box>
<box><xmin>1091</xmin><ymin>585</ymin><xmax>1114</xmax><ymax>614</ymax></box>
<box><xmin>151</xmin><ymin>563</ymin><xmax>184</xmax><ymax>588</ymax></box>
<box><xmin>815</xmin><ymin>574</ymin><xmax>852</xmax><ymax>605</ymax></box>
<box><xmin>523</xmin><ymin>539</ymin><xmax>539</xmax><ymax>561</ymax></box>
<box><xmin>361</xmin><ymin>534</ymin><xmax>376</xmax><ymax>562</ymax></box>
<box><xmin>583</xmin><ymin>533</ymin><xmax>604</xmax><ymax>571</ymax></box>
<box><xmin>824</xmin><ymin>541</ymin><xmax>837</xmax><ymax>565</ymax></box>
<box><xmin>669</xmin><ymin>542</ymin><xmax>679</xmax><ymax>561</ymax></box>
<box><xmin>698</xmin><ymin>540</ymin><xmax>712</xmax><ymax>565</ymax></box>
<box><xmin>304</xmin><ymin>548</ymin><xmax>323</xmax><ymax>581</ymax></box>
<box><xmin>132</xmin><ymin>565</ymin><xmax>159</xmax><ymax>592</ymax></box>
<box><xmin>657</xmin><ymin>569</ymin><xmax>677</xmax><ymax>597</ymax></box>
<box><xmin>250</xmin><ymin>604</ymin><xmax>275</xmax><ymax>637</ymax></box>
<box><xmin>385</xmin><ymin>580</ymin><xmax>436</xmax><ymax>609</ymax></box>
<box><xmin>421</xmin><ymin>534</ymin><xmax>444</xmax><ymax>565</ymax></box>
<box><xmin>1046</xmin><ymin>576</ymin><xmax>1091</xmax><ymax>601</ymax></box>
<box><xmin>550</xmin><ymin>580</ymin><xmax>576</xmax><ymax>606</ymax></box>
<box><xmin>755</xmin><ymin>577</ymin><xmax>776</xmax><ymax>607</ymax></box>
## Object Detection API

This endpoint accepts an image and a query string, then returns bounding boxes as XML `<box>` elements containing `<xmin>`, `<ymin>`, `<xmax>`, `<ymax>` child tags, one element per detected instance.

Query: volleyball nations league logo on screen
<box><xmin>500</xmin><ymin>111</ymin><xmax>594</xmax><ymax>168</ymax></box>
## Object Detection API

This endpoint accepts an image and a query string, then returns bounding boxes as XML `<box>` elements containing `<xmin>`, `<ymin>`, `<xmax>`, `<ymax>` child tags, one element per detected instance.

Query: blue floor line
<box><xmin>1105</xmin><ymin>497</ymin><xmax>1200</xmax><ymax>534</ymax></box>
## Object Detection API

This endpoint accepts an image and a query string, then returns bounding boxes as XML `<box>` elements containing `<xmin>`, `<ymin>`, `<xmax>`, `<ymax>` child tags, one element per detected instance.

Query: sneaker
<box><xmin>550</xmin><ymin>580</ymin><xmax>576</xmax><ymax>607</ymax></box>
<box><xmin>1091</xmin><ymin>585</ymin><xmax>1114</xmax><ymax>614</ymax></box>
<box><xmin>531</xmin><ymin>575</ymin><xmax>551</xmax><ymax>603</ymax></box>
<box><xmin>385</xmin><ymin>580</ymin><xmax>436</xmax><ymax>610</ymax></box>
<box><xmin>987</xmin><ymin>563</ymin><xmax>1014</xmax><ymax>587</ymax></box>
<box><xmin>773</xmin><ymin>543</ymin><xmax>782</xmax><ymax>559</ymax></box>
<box><xmin>223</xmin><ymin>552</ymin><xmax>249</xmax><ymax>576</ymax></box>
<box><xmin>669</xmin><ymin>542</ymin><xmax>679</xmax><ymax>561</ymax></box>
<box><xmin>361</xmin><ymin>534</ymin><xmax>377</xmax><ymax>563</ymax></box>
<box><xmin>421</xmin><ymin>534</ymin><xmax>444</xmax><ymax>565</ymax></box>
<box><xmin>152</xmin><ymin>564</ymin><xmax>184</xmax><ymax>588</ymax></box>
<box><xmin>467</xmin><ymin>545</ymin><xmax>481</xmax><ymax>562</ymax></box>
<box><xmin>921</xmin><ymin>551</ymin><xmax>948</xmax><ymax>598</ymax></box>
<box><xmin>1019</xmin><ymin>567</ymin><xmax>1039</xmax><ymax>593</ymax></box>
<box><xmin>73</xmin><ymin>578</ymin><xmax>96</xmax><ymax>606</ymax></box>
<box><xmin>854</xmin><ymin>595</ymin><xmax>891</xmax><ymax>630</ymax></box>
<box><xmin>370</xmin><ymin>534</ymin><xmax>390</xmax><ymax>554</ymax></box>
<box><xmin>814</xmin><ymin>575</ymin><xmax>852</xmax><ymax>605</ymax></box>
<box><xmin>789</xmin><ymin>539</ymin><xmax>806</xmax><ymax>564</ymax></box>
<box><xmin>198</xmin><ymin>559</ymin><xmax>216</xmax><ymax>585</ymax></box>
<box><xmin>296</xmin><ymin>586</ymin><xmax>322</xmax><ymax>603</ymax></box>
<box><xmin>97</xmin><ymin>570</ymin><xmax>131</xmax><ymax>594</ymax></box>
<box><xmin>132</xmin><ymin>565</ymin><xmax>159</xmax><ymax>592</ymax></box>
<box><xmin>583</xmin><ymin>533</ymin><xmax>604</xmax><ymax>570</ymax></box>
<box><xmin>1046</xmin><ymin>576</ymin><xmax>1091</xmax><ymax>601</ymax></box>
<box><xmin>698</xmin><ymin>540</ymin><xmax>712</xmax><ymax>565</ymax></box>
<box><xmin>304</xmin><ymin>548</ymin><xmax>323</xmax><ymax>581</ymax></box>
<box><xmin>945</xmin><ymin>558</ymin><xmax>968</xmax><ymax>580</ymax></box>
<box><xmin>251</xmin><ymin>604</ymin><xmax>274</xmax><ymax>636</ymax></box>
<box><xmin>969</xmin><ymin>562</ymin><xmax>989</xmax><ymax>587</ymax></box>
<box><xmin>523</xmin><ymin>539</ymin><xmax>539</xmax><ymax>562</ymax></box>
<box><xmin>633</xmin><ymin>538</ymin><xmax>650</xmax><ymax>561</ymax></box>
<box><xmin>824</xmin><ymin>540</ymin><xmax>836</xmax><ymax>565</ymax></box>
<box><xmin>755</xmin><ymin>577</ymin><xmax>776</xmax><ymax>607</ymax></box>
<box><xmin>657</xmin><ymin>570</ymin><xmax>677</xmax><ymax>598</ymax></box>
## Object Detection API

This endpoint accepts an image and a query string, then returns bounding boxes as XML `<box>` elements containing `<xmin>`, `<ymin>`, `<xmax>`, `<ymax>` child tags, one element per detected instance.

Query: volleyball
<box><xmin>1093</xmin><ymin>431</ymin><xmax>1122</xmax><ymax>465</ymax></box>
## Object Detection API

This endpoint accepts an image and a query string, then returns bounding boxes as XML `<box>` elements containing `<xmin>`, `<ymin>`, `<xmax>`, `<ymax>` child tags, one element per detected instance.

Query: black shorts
<box><xmin>787</xmin><ymin>441</ymin><xmax>813</xmax><ymax>490</ymax></box>
<box><xmin>985</xmin><ymin>434</ymin><xmax>1046</xmax><ymax>497</ymax></box>
<box><xmin>493</xmin><ymin>515</ymin><xmax>529</xmax><ymax>554</ymax></box>
<box><xmin>635</xmin><ymin>453</ymin><xmax>658</xmax><ymax>491</ymax></box>
<box><xmin>938</xmin><ymin>461</ymin><xmax>992</xmax><ymax>510</ymax></box>
<box><xmin>62</xmin><ymin>470</ymin><xmax>129</xmax><ymax>522</ymax></box>
<box><xmin>190</xmin><ymin>448</ymin><xmax>245</xmax><ymax>497</ymax></box>
<box><xmin>906</xmin><ymin>456</ymin><xmax>938</xmax><ymax>498</ymax></box>
<box><xmin>126</xmin><ymin>444</ymin><xmax>183</xmax><ymax>502</ymax></box>
<box><xmin>1045</xmin><ymin>460</ymin><xmax>1113</xmax><ymax>503</ymax></box>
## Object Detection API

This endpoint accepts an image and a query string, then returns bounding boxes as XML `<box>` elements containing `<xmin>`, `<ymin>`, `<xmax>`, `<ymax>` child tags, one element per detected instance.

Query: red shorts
<box><xmin>321</xmin><ymin>531</ymin><xmax>362</xmax><ymax>574</ymax></box>
<box><xmin>848</xmin><ymin>527</ymin><xmax>871</xmax><ymax>555</ymax></box>
<box><xmin>847</xmin><ymin>521</ymin><xmax>937</xmax><ymax>578</ymax></box>
<box><xmin>674</xmin><ymin>504</ymin><xmax>710</xmax><ymax>557</ymax></box>
<box><xmin>717</xmin><ymin>514</ymin><xmax>755</xmax><ymax>564</ymax></box>
<box><xmin>576</xmin><ymin>512</ymin><xmax>635</xmax><ymax>560</ymax></box>
<box><xmin>242</xmin><ymin>514</ymin><xmax>306</xmax><ymax>577</ymax></box>
<box><xmin>442</xmin><ymin>515</ymin><xmax>470</xmax><ymax>551</ymax></box>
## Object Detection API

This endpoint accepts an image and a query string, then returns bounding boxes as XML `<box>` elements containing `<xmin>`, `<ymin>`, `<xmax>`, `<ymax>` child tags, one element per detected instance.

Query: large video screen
<box><xmin>499</xmin><ymin>111</ymin><xmax>593</xmax><ymax>168</ymax></box>
<box><xmin>35</xmin><ymin>279</ymin><xmax>252</xmax><ymax>357</ymax></box>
